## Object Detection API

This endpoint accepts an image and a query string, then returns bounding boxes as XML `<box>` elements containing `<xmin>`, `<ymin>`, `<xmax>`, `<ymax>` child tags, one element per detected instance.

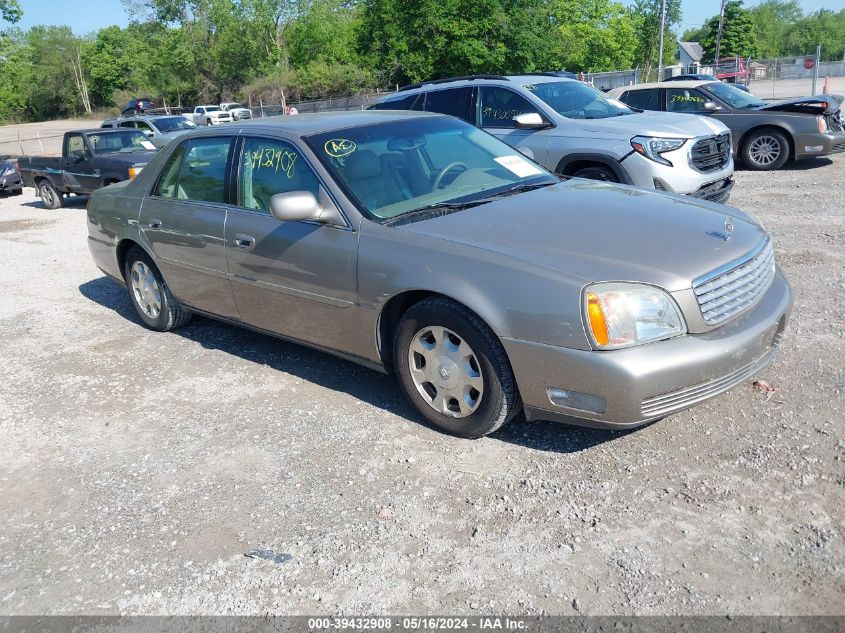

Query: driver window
<box><xmin>67</xmin><ymin>135</ymin><xmax>87</xmax><ymax>157</ymax></box>
<box><xmin>478</xmin><ymin>87</ymin><xmax>539</xmax><ymax>128</ymax></box>
<box><xmin>238</xmin><ymin>138</ymin><xmax>320</xmax><ymax>213</ymax></box>
<box><xmin>666</xmin><ymin>88</ymin><xmax>707</xmax><ymax>112</ymax></box>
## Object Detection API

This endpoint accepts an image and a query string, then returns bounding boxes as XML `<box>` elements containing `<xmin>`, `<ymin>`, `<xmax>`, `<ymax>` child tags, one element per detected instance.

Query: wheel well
<box><xmin>104</xmin><ymin>178</ymin><xmax>119</xmax><ymax>186</ymax></box>
<box><xmin>560</xmin><ymin>160</ymin><xmax>611</xmax><ymax>176</ymax></box>
<box><xmin>739</xmin><ymin>125</ymin><xmax>794</xmax><ymax>160</ymax></box>
<box><xmin>115</xmin><ymin>238</ymin><xmax>141</xmax><ymax>281</ymax></box>
<box><xmin>377</xmin><ymin>290</ymin><xmax>437</xmax><ymax>368</ymax></box>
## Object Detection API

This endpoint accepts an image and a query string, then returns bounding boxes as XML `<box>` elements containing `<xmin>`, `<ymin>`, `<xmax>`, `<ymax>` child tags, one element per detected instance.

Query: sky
<box><xmin>13</xmin><ymin>0</ymin><xmax>845</xmax><ymax>35</ymax></box>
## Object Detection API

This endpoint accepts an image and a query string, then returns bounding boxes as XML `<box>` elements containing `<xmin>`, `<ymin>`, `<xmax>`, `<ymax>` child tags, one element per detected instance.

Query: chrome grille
<box><xmin>690</xmin><ymin>133</ymin><xmax>731</xmax><ymax>173</ymax></box>
<box><xmin>693</xmin><ymin>241</ymin><xmax>775</xmax><ymax>325</ymax></box>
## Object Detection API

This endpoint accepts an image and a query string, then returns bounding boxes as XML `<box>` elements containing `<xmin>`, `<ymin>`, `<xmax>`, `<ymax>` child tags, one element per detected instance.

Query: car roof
<box><xmin>188</xmin><ymin>110</ymin><xmax>442</xmax><ymax>136</ymax></box>
<box><xmin>619</xmin><ymin>80</ymin><xmax>712</xmax><ymax>90</ymax></box>
<box><xmin>70</xmin><ymin>127</ymin><xmax>144</xmax><ymax>135</ymax></box>
<box><xmin>387</xmin><ymin>73</ymin><xmax>576</xmax><ymax>97</ymax></box>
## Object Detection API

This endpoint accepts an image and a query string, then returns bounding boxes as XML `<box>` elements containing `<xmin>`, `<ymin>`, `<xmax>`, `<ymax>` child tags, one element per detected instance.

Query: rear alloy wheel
<box><xmin>38</xmin><ymin>180</ymin><xmax>63</xmax><ymax>209</ymax></box>
<box><xmin>124</xmin><ymin>246</ymin><xmax>191</xmax><ymax>332</ymax></box>
<box><xmin>394</xmin><ymin>297</ymin><xmax>521</xmax><ymax>438</ymax></box>
<box><xmin>742</xmin><ymin>129</ymin><xmax>790</xmax><ymax>171</ymax></box>
<box><xmin>571</xmin><ymin>165</ymin><xmax>618</xmax><ymax>182</ymax></box>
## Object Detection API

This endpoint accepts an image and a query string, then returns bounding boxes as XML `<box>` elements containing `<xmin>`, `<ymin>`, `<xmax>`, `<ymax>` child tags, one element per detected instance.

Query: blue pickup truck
<box><xmin>18</xmin><ymin>128</ymin><xmax>157</xmax><ymax>209</ymax></box>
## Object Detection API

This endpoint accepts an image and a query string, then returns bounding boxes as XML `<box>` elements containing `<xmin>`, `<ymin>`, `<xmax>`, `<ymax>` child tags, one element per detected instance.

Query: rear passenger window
<box><xmin>371</xmin><ymin>93</ymin><xmax>423</xmax><ymax>111</ymax></box>
<box><xmin>153</xmin><ymin>143</ymin><xmax>186</xmax><ymax>198</ymax></box>
<box><xmin>478</xmin><ymin>87</ymin><xmax>541</xmax><ymax>128</ymax></box>
<box><xmin>423</xmin><ymin>88</ymin><xmax>475</xmax><ymax>123</ymax></box>
<box><xmin>622</xmin><ymin>89</ymin><xmax>659</xmax><ymax>111</ymax></box>
<box><xmin>176</xmin><ymin>137</ymin><xmax>232</xmax><ymax>203</ymax></box>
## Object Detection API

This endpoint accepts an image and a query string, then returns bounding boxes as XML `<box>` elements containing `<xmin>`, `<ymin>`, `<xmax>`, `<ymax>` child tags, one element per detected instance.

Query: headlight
<box><xmin>817</xmin><ymin>115</ymin><xmax>828</xmax><ymax>133</ymax></box>
<box><xmin>584</xmin><ymin>282</ymin><xmax>686</xmax><ymax>349</ymax></box>
<box><xmin>631</xmin><ymin>136</ymin><xmax>686</xmax><ymax>167</ymax></box>
<box><xmin>128</xmin><ymin>166</ymin><xmax>143</xmax><ymax>179</ymax></box>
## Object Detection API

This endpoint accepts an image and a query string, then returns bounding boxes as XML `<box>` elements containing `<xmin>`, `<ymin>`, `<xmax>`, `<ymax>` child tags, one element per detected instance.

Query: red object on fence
<box><xmin>804</xmin><ymin>57</ymin><xmax>816</xmax><ymax>70</ymax></box>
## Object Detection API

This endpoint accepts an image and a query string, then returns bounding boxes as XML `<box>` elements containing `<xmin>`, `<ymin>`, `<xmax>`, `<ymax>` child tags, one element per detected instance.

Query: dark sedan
<box><xmin>0</xmin><ymin>159</ymin><xmax>22</xmax><ymax>195</ymax></box>
<box><xmin>610</xmin><ymin>80</ymin><xmax>845</xmax><ymax>170</ymax></box>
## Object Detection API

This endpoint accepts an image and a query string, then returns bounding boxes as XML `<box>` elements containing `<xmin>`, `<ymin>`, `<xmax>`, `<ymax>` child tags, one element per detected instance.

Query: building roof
<box><xmin>678</xmin><ymin>41</ymin><xmax>705</xmax><ymax>62</ymax></box>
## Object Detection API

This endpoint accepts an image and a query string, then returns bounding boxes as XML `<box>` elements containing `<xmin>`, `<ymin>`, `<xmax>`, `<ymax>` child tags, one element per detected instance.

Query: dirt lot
<box><xmin>0</xmin><ymin>155</ymin><xmax>843</xmax><ymax>616</ymax></box>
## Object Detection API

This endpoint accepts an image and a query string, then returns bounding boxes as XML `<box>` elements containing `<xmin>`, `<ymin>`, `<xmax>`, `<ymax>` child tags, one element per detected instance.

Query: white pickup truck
<box><xmin>220</xmin><ymin>102</ymin><xmax>252</xmax><ymax>120</ymax></box>
<box><xmin>187</xmin><ymin>105</ymin><xmax>233</xmax><ymax>126</ymax></box>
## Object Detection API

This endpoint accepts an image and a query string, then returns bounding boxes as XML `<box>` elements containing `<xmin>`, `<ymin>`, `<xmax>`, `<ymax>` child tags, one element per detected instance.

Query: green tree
<box><xmin>784</xmin><ymin>9</ymin><xmax>845</xmax><ymax>59</ymax></box>
<box><xmin>750</xmin><ymin>0</ymin><xmax>802</xmax><ymax>58</ymax></box>
<box><xmin>549</xmin><ymin>0</ymin><xmax>639</xmax><ymax>72</ymax></box>
<box><xmin>0</xmin><ymin>0</ymin><xmax>22</xmax><ymax>23</ymax></box>
<box><xmin>629</xmin><ymin>0</ymin><xmax>682</xmax><ymax>80</ymax></box>
<box><xmin>698</xmin><ymin>0</ymin><xmax>758</xmax><ymax>60</ymax></box>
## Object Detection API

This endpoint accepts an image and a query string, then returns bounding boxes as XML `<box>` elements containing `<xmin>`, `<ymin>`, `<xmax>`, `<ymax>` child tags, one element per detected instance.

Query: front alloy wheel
<box><xmin>743</xmin><ymin>129</ymin><xmax>790</xmax><ymax>171</ymax></box>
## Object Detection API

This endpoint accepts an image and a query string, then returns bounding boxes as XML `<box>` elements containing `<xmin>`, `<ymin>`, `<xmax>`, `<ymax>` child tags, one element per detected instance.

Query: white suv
<box><xmin>372</xmin><ymin>74</ymin><xmax>735</xmax><ymax>202</ymax></box>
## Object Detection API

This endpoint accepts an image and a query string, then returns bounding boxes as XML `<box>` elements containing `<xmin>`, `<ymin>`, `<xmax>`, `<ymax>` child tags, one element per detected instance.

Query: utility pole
<box><xmin>812</xmin><ymin>44</ymin><xmax>821</xmax><ymax>94</ymax></box>
<box><xmin>715</xmin><ymin>0</ymin><xmax>727</xmax><ymax>66</ymax></box>
<box><xmin>657</xmin><ymin>0</ymin><xmax>666</xmax><ymax>81</ymax></box>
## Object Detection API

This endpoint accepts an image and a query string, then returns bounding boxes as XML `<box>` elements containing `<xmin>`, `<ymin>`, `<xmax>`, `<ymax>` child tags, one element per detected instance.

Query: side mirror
<box><xmin>512</xmin><ymin>112</ymin><xmax>549</xmax><ymax>129</ymax></box>
<box><xmin>703</xmin><ymin>101</ymin><xmax>722</xmax><ymax>112</ymax></box>
<box><xmin>269</xmin><ymin>190</ymin><xmax>344</xmax><ymax>226</ymax></box>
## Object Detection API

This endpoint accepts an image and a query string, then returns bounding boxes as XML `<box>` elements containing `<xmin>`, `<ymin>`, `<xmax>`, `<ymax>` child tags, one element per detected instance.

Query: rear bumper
<box><xmin>503</xmin><ymin>268</ymin><xmax>792</xmax><ymax>429</ymax></box>
<box><xmin>794</xmin><ymin>130</ymin><xmax>845</xmax><ymax>159</ymax></box>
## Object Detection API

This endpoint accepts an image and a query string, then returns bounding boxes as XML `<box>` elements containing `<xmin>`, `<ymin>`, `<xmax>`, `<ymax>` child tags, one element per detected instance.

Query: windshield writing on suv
<box><xmin>88</xmin><ymin>130</ymin><xmax>152</xmax><ymax>154</ymax></box>
<box><xmin>525</xmin><ymin>81</ymin><xmax>633</xmax><ymax>119</ymax></box>
<box><xmin>306</xmin><ymin>117</ymin><xmax>557</xmax><ymax>222</ymax></box>
<box><xmin>701</xmin><ymin>82</ymin><xmax>766</xmax><ymax>109</ymax></box>
<box><xmin>154</xmin><ymin>117</ymin><xmax>197</xmax><ymax>132</ymax></box>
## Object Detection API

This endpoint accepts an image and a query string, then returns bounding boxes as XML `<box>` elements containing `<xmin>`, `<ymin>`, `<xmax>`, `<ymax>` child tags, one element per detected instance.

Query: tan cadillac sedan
<box><xmin>87</xmin><ymin>111</ymin><xmax>791</xmax><ymax>438</ymax></box>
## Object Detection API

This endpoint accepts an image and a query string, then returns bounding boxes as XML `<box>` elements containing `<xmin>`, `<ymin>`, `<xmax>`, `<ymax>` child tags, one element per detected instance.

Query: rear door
<box><xmin>224</xmin><ymin>135</ymin><xmax>358</xmax><ymax>351</ymax></box>
<box><xmin>139</xmin><ymin>136</ymin><xmax>239</xmax><ymax>317</ymax></box>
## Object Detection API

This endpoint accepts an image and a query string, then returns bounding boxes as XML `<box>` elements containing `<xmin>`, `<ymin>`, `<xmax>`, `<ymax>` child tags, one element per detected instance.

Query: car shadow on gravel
<box><xmin>21</xmin><ymin>195</ymin><xmax>88</xmax><ymax>209</ymax></box>
<box><xmin>735</xmin><ymin>157</ymin><xmax>833</xmax><ymax>171</ymax></box>
<box><xmin>79</xmin><ymin>275</ymin><xmax>628</xmax><ymax>453</ymax></box>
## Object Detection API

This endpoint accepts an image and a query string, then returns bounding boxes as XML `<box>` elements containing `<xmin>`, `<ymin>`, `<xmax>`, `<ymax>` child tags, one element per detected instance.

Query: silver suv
<box><xmin>373</xmin><ymin>74</ymin><xmax>735</xmax><ymax>202</ymax></box>
<box><xmin>101</xmin><ymin>114</ymin><xmax>198</xmax><ymax>149</ymax></box>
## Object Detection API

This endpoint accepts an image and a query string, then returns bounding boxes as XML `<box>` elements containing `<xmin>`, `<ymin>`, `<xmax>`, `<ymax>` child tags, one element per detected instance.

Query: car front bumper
<box><xmin>621</xmin><ymin>150</ymin><xmax>735</xmax><ymax>201</ymax></box>
<box><xmin>503</xmin><ymin>267</ymin><xmax>792</xmax><ymax>429</ymax></box>
<box><xmin>0</xmin><ymin>172</ymin><xmax>21</xmax><ymax>192</ymax></box>
<box><xmin>793</xmin><ymin>130</ymin><xmax>845</xmax><ymax>159</ymax></box>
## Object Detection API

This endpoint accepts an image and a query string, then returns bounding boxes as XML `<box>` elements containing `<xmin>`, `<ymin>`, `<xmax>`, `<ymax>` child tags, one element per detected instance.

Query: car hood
<box><xmin>757</xmin><ymin>94</ymin><xmax>842</xmax><ymax>115</ymax></box>
<box><xmin>98</xmin><ymin>150</ymin><xmax>158</xmax><ymax>166</ymax></box>
<box><xmin>572</xmin><ymin>110</ymin><xmax>728</xmax><ymax>137</ymax></box>
<box><xmin>396</xmin><ymin>181</ymin><xmax>768</xmax><ymax>292</ymax></box>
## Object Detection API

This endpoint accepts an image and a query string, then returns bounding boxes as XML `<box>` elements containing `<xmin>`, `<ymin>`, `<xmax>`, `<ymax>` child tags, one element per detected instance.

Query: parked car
<box><xmin>188</xmin><ymin>105</ymin><xmax>233</xmax><ymax>126</ymax></box>
<box><xmin>86</xmin><ymin>112</ymin><xmax>791</xmax><ymax>438</ymax></box>
<box><xmin>371</xmin><ymin>74</ymin><xmax>735</xmax><ymax>203</ymax></box>
<box><xmin>665</xmin><ymin>74</ymin><xmax>750</xmax><ymax>93</ymax></box>
<box><xmin>101</xmin><ymin>114</ymin><xmax>198</xmax><ymax>148</ymax></box>
<box><xmin>609</xmin><ymin>81</ymin><xmax>845</xmax><ymax>170</ymax></box>
<box><xmin>220</xmin><ymin>102</ymin><xmax>252</xmax><ymax>120</ymax></box>
<box><xmin>19</xmin><ymin>129</ymin><xmax>156</xmax><ymax>209</ymax></box>
<box><xmin>0</xmin><ymin>159</ymin><xmax>22</xmax><ymax>195</ymax></box>
<box><xmin>121</xmin><ymin>98</ymin><xmax>156</xmax><ymax>116</ymax></box>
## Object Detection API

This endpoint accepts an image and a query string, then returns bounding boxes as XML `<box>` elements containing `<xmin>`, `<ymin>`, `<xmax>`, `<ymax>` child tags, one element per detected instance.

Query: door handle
<box><xmin>147</xmin><ymin>219</ymin><xmax>162</xmax><ymax>229</ymax></box>
<box><xmin>233</xmin><ymin>233</ymin><xmax>256</xmax><ymax>249</ymax></box>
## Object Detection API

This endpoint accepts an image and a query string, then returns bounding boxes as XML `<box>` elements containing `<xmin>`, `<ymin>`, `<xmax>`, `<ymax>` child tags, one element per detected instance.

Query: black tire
<box><xmin>12</xmin><ymin>188</ymin><xmax>22</xmax><ymax>196</ymax></box>
<box><xmin>123</xmin><ymin>246</ymin><xmax>192</xmax><ymax>332</ymax></box>
<box><xmin>206</xmin><ymin>118</ymin><xmax>213</xmax><ymax>126</ymax></box>
<box><xmin>571</xmin><ymin>165</ymin><xmax>618</xmax><ymax>182</ymax></box>
<box><xmin>742</xmin><ymin>129</ymin><xmax>790</xmax><ymax>171</ymax></box>
<box><xmin>38</xmin><ymin>180</ymin><xmax>63</xmax><ymax>209</ymax></box>
<box><xmin>393</xmin><ymin>297</ymin><xmax>522</xmax><ymax>438</ymax></box>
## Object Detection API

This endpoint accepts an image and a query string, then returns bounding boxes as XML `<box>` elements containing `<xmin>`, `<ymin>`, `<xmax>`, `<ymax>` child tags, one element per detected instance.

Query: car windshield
<box><xmin>153</xmin><ymin>117</ymin><xmax>197</xmax><ymax>132</ymax></box>
<box><xmin>306</xmin><ymin>117</ymin><xmax>557</xmax><ymax>222</ymax></box>
<box><xmin>702</xmin><ymin>82</ymin><xmax>766</xmax><ymax>108</ymax></box>
<box><xmin>524</xmin><ymin>80</ymin><xmax>634</xmax><ymax>119</ymax></box>
<box><xmin>87</xmin><ymin>130</ymin><xmax>153</xmax><ymax>154</ymax></box>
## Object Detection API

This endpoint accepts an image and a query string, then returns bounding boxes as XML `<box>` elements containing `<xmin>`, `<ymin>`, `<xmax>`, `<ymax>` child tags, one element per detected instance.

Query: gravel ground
<box><xmin>0</xmin><ymin>155</ymin><xmax>843</xmax><ymax>616</ymax></box>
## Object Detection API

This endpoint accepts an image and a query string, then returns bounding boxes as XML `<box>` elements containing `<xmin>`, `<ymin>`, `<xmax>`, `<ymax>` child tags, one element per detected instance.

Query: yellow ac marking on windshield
<box><xmin>324</xmin><ymin>139</ymin><xmax>356</xmax><ymax>158</ymax></box>
<box><xmin>247</xmin><ymin>146</ymin><xmax>297</xmax><ymax>178</ymax></box>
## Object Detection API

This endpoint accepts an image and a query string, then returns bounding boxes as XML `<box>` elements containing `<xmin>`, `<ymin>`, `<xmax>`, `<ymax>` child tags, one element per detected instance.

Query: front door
<box><xmin>477</xmin><ymin>86</ymin><xmax>549</xmax><ymax>165</ymax></box>
<box><xmin>139</xmin><ymin>136</ymin><xmax>239</xmax><ymax>317</ymax></box>
<box><xmin>224</xmin><ymin>136</ymin><xmax>358</xmax><ymax>352</ymax></box>
<box><xmin>61</xmin><ymin>133</ymin><xmax>99</xmax><ymax>192</ymax></box>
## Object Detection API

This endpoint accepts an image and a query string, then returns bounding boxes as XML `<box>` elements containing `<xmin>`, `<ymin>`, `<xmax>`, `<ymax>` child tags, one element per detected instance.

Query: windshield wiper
<box><xmin>484</xmin><ymin>180</ymin><xmax>556</xmax><ymax>199</ymax></box>
<box><xmin>383</xmin><ymin>199</ymin><xmax>490</xmax><ymax>226</ymax></box>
